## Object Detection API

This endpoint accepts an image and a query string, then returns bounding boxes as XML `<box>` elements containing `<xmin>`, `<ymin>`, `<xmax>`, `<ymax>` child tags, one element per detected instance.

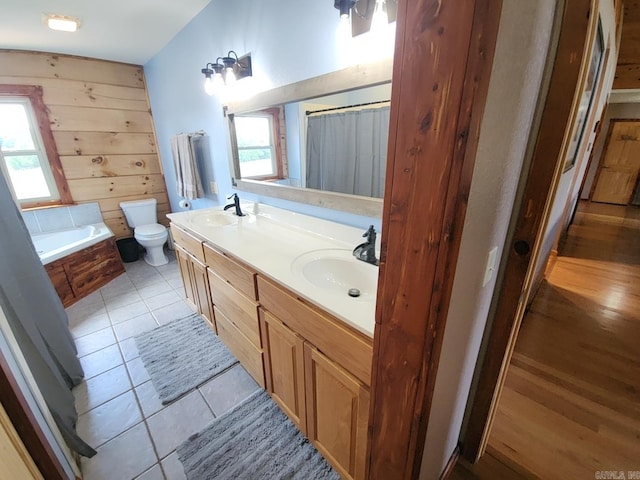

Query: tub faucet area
<box><xmin>353</xmin><ymin>225</ymin><xmax>379</xmax><ymax>266</ymax></box>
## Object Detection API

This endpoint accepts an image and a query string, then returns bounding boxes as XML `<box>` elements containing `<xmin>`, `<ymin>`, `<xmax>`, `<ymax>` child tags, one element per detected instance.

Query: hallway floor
<box><xmin>68</xmin><ymin>251</ymin><xmax>260</xmax><ymax>480</ymax></box>
<box><xmin>454</xmin><ymin>202</ymin><xmax>640</xmax><ymax>478</ymax></box>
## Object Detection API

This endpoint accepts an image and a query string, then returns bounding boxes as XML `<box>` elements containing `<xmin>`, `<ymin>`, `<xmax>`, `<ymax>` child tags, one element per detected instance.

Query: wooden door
<box><xmin>304</xmin><ymin>343</ymin><xmax>369</xmax><ymax>480</ymax></box>
<box><xmin>260</xmin><ymin>309</ymin><xmax>306</xmax><ymax>433</ymax></box>
<box><xmin>191</xmin><ymin>256</ymin><xmax>215</xmax><ymax>331</ymax></box>
<box><xmin>0</xmin><ymin>403</ymin><xmax>43</xmax><ymax>480</ymax></box>
<box><xmin>175</xmin><ymin>245</ymin><xmax>197</xmax><ymax>311</ymax></box>
<box><xmin>592</xmin><ymin>120</ymin><xmax>640</xmax><ymax>204</ymax></box>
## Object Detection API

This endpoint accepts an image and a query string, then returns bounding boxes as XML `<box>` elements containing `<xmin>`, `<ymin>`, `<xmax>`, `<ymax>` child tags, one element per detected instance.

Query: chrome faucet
<box><xmin>224</xmin><ymin>193</ymin><xmax>245</xmax><ymax>216</ymax></box>
<box><xmin>353</xmin><ymin>225</ymin><xmax>379</xmax><ymax>266</ymax></box>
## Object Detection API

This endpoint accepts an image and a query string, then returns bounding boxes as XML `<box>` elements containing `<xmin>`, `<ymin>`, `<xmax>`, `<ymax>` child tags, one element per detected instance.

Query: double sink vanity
<box><xmin>167</xmin><ymin>202</ymin><xmax>379</xmax><ymax>480</ymax></box>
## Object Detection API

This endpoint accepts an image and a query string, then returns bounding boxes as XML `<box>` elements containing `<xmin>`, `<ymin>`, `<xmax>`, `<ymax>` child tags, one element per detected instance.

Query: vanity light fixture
<box><xmin>335</xmin><ymin>0</ymin><xmax>357</xmax><ymax>20</ymax></box>
<box><xmin>370</xmin><ymin>0</ymin><xmax>388</xmax><ymax>33</ymax></box>
<box><xmin>201</xmin><ymin>51</ymin><xmax>252</xmax><ymax>96</ymax></box>
<box><xmin>45</xmin><ymin>14</ymin><xmax>80</xmax><ymax>32</ymax></box>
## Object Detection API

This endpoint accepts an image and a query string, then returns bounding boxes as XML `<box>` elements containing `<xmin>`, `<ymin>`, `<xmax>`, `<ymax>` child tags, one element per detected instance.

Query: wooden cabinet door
<box><xmin>260</xmin><ymin>309</ymin><xmax>306</xmax><ymax>433</ymax></box>
<box><xmin>191</xmin><ymin>256</ymin><xmax>215</xmax><ymax>332</ymax></box>
<box><xmin>175</xmin><ymin>245</ymin><xmax>197</xmax><ymax>311</ymax></box>
<box><xmin>592</xmin><ymin>121</ymin><xmax>640</xmax><ymax>204</ymax></box>
<box><xmin>304</xmin><ymin>343</ymin><xmax>369</xmax><ymax>480</ymax></box>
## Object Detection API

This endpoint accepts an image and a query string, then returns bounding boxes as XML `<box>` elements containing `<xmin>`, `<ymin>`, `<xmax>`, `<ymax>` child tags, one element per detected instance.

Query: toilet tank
<box><xmin>119</xmin><ymin>198</ymin><xmax>157</xmax><ymax>228</ymax></box>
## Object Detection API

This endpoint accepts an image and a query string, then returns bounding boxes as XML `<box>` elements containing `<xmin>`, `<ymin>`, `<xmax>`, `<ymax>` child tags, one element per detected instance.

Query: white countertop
<box><xmin>167</xmin><ymin>203</ymin><xmax>378</xmax><ymax>337</ymax></box>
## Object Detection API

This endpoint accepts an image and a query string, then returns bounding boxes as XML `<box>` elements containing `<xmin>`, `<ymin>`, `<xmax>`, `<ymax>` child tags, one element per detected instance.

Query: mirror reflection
<box><xmin>231</xmin><ymin>82</ymin><xmax>391</xmax><ymax>199</ymax></box>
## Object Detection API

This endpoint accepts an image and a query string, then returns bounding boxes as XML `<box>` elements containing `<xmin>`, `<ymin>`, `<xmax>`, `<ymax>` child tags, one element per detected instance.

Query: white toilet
<box><xmin>119</xmin><ymin>198</ymin><xmax>168</xmax><ymax>266</ymax></box>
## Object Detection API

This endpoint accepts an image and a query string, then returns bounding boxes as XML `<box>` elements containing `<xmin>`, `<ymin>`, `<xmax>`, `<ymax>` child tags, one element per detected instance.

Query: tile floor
<box><xmin>68</xmin><ymin>251</ymin><xmax>260</xmax><ymax>480</ymax></box>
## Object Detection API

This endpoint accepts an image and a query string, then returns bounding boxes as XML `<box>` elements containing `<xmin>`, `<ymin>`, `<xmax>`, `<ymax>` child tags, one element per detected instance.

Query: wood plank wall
<box><xmin>614</xmin><ymin>0</ymin><xmax>639</xmax><ymax>88</ymax></box>
<box><xmin>0</xmin><ymin>50</ymin><xmax>170</xmax><ymax>239</ymax></box>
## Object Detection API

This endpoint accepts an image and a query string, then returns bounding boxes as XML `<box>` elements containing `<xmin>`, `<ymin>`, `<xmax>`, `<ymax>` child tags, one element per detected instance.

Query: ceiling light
<box><xmin>334</xmin><ymin>0</ymin><xmax>356</xmax><ymax>20</ymax></box>
<box><xmin>46</xmin><ymin>15</ymin><xmax>80</xmax><ymax>32</ymax></box>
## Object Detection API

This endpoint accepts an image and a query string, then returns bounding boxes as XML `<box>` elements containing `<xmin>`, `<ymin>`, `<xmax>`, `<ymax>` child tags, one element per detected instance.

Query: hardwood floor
<box><xmin>453</xmin><ymin>202</ymin><xmax>640</xmax><ymax>479</ymax></box>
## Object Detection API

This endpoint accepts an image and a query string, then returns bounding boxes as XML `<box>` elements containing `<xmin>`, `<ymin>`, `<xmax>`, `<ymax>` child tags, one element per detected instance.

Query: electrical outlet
<box><xmin>210</xmin><ymin>181</ymin><xmax>218</xmax><ymax>194</ymax></box>
<box><xmin>482</xmin><ymin>247</ymin><xmax>498</xmax><ymax>287</ymax></box>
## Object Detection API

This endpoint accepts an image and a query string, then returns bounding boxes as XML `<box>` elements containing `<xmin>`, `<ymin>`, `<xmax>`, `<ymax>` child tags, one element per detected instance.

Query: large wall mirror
<box><xmin>225</xmin><ymin>58</ymin><xmax>393</xmax><ymax>217</ymax></box>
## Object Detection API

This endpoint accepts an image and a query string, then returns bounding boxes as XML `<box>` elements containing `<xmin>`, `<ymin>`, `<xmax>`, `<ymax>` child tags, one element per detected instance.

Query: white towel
<box><xmin>170</xmin><ymin>133</ymin><xmax>205</xmax><ymax>200</ymax></box>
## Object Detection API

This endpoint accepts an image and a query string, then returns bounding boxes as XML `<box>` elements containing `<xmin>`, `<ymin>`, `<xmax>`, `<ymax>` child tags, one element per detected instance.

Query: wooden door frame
<box><xmin>588</xmin><ymin>118</ymin><xmax>640</xmax><ymax>203</ymax></box>
<box><xmin>0</xmin><ymin>350</ymin><xmax>67</xmax><ymax>480</ymax></box>
<box><xmin>461</xmin><ymin>0</ymin><xmax>601</xmax><ymax>462</ymax></box>
<box><xmin>367</xmin><ymin>1</ymin><xmax>503</xmax><ymax>478</ymax></box>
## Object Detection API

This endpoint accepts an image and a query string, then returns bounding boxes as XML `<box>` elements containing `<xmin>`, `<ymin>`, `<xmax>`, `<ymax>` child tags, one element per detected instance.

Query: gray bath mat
<box><xmin>177</xmin><ymin>390</ymin><xmax>340</xmax><ymax>480</ymax></box>
<box><xmin>134</xmin><ymin>314</ymin><xmax>238</xmax><ymax>404</ymax></box>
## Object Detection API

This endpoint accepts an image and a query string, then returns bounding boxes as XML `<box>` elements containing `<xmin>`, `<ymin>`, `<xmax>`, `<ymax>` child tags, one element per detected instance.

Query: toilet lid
<box><xmin>136</xmin><ymin>224</ymin><xmax>166</xmax><ymax>236</ymax></box>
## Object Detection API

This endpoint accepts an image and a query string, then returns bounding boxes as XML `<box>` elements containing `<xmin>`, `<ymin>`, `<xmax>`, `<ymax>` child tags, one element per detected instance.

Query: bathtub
<box><xmin>31</xmin><ymin>223</ymin><xmax>115</xmax><ymax>265</ymax></box>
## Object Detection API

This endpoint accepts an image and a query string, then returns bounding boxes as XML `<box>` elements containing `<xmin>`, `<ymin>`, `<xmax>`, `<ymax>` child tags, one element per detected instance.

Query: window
<box><xmin>234</xmin><ymin>108</ymin><xmax>284</xmax><ymax>179</ymax></box>
<box><xmin>0</xmin><ymin>85</ymin><xmax>71</xmax><ymax>207</ymax></box>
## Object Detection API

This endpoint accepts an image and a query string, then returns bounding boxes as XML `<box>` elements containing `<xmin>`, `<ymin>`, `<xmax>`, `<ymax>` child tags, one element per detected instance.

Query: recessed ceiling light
<box><xmin>45</xmin><ymin>14</ymin><xmax>80</xmax><ymax>32</ymax></box>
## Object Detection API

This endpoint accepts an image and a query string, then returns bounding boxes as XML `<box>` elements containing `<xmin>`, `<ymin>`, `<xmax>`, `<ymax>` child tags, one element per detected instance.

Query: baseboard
<box><xmin>439</xmin><ymin>444</ymin><xmax>461</xmax><ymax>480</ymax></box>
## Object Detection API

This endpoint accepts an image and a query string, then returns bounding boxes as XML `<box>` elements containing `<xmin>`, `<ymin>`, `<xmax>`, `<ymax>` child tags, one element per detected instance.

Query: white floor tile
<box><xmin>101</xmin><ymin>275</ymin><xmax>135</xmax><ymax>300</ymax></box>
<box><xmin>126</xmin><ymin>357</ymin><xmax>151</xmax><ymax>387</ymax></box>
<box><xmin>146</xmin><ymin>391</ymin><xmax>214</xmax><ymax>458</ymax></box>
<box><xmin>144</xmin><ymin>291</ymin><xmax>181</xmax><ymax>311</ymax></box>
<box><xmin>135</xmin><ymin>381</ymin><xmax>164</xmax><ymax>418</ymax></box>
<box><xmin>70</xmin><ymin>313</ymin><xmax>111</xmax><ymax>339</ymax></box>
<box><xmin>76</xmin><ymin>390</ymin><xmax>143</xmax><ymax>448</ymax></box>
<box><xmin>108</xmin><ymin>300</ymin><xmax>150</xmax><ymax>325</ymax></box>
<box><xmin>81</xmin><ymin>422</ymin><xmax>156</xmax><ymax>480</ymax></box>
<box><xmin>152</xmin><ymin>301</ymin><xmax>193</xmax><ymax>325</ymax></box>
<box><xmin>137</xmin><ymin>281</ymin><xmax>173</xmax><ymax>300</ymax></box>
<box><xmin>135</xmin><ymin>464</ymin><xmax>164</xmax><ymax>480</ymax></box>
<box><xmin>104</xmin><ymin>290</ymin><xmax>143</xmax><ymax>312</ymax></box>
<box><xmin>161</xmin><ymin>452</ymin><xmax>186</xmax><ymax>480</ymax></box>
<box><xmin>113</xmin><ymin>313</ymin><xmax>158</xmax><ymax>341</ymax></box>
<box><xmin>199</xmin><ymin>364</ymin><xmax>259</xmax><ymax>417</ymax></box>
<box><xmin>118</xmin><ymin>336</ymin><xmax>140</xmax><ymax>362</ymax></box>
<box><xmin>79</xmin><ymin>344</ymin><xmax>123</xmax><ymax>380</ymax></box>
<box><xmin>74</xmin><ymin>327</ymin><xmax>116</xmax><ymax>358</ymax></box>
<box><xmin>130</xmin><ymin>272</ymin><xmax>166</xmax><ymax>289</ymax></box>
<box><xmin>74</xmin><ymin>365</ymin><xmax>132</xmax><ymax>415</ymax></box>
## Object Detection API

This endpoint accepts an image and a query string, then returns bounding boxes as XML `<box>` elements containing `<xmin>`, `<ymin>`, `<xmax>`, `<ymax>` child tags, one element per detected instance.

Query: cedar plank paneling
<box><xmin>0</xmin><ymin>76</ymin><xmax>149</xmax><ymax>110</ymax></box>
<box><xmin>53</xmin><ymin>132</ymin><xmax>157</xmax><ymax>156</ymax></box>
<box><xmin>0</xmin><ymin>50</ymin><xmax>143</xmax><ymax>87</ymax></box>
<box><xmin>60</xmin><ymin>154</ymin><xmax>161</xmax><ymax>179</ymax></box>
<box><xmin>68</xmin><ymin>174</ymin><xmax>166</xmax><ymax>200</ymax></box>
<box><xmin>1</xmin><ymin>51</ymin><xmax>169</xmax><ymax>239</ymax></box>
<box><xmin>48</xmin><ymin>106</ymin><xmax>154</xmax><ymax>133</ymax></box>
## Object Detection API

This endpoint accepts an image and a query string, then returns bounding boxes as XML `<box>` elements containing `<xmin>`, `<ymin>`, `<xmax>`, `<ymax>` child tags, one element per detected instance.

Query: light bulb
<box><xmin>204</xmin><ymin>76</ymin><xmax>215</xmax><ymax>96</ymax></box>
<box><xmin>213</xmin><ymin>73</ymin><xmax>224</xmax><ymax>92</ymax></box>
<box><xmin>371</xmin><ymin>0</ymin><xmax>387</xmax><ymax>34</ymax></box>
<box><xmin>225</xmin><ymin>67</ymin><xmax>237</xmax><ymax>85</ymax></box>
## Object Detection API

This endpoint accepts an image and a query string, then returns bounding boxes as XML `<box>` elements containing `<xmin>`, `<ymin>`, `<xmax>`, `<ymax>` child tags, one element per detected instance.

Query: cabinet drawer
<box><xmin>203</xmin><ymin>243</ymin><xmax>256</xmax><ymax>300</ymax></box>
<box><xmin>170</xmin><ymin>224</ymin><xmax>205</xmax><ymax>262</ymax></box>
<box><xmin>208</xmin><ymin>270</ymin><xmax>260</xmax><ymax>348</ymax></box>
<box><xmin>257</xmin><ymin>275</ymin><xmax>372</xmax><ymax>386</ymax></box>
<box><xmin>214</xmin><ymin>306</ymin><xmax>265</xmax><ymax>388</ymax></box>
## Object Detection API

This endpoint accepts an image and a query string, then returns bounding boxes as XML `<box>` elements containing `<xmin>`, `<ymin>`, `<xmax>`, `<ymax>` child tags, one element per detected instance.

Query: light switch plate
<box><xmin>210</xmin><ymin>181</ymin><xmax>218</xmax><ymax>194</ymax></box>
<box><xmin>482</xmin><ymin>246</ymin><xmax>498</xmax><ymax>287</ymax></box>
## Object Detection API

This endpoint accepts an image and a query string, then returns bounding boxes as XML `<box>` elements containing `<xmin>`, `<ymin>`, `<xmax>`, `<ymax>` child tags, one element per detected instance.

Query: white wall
<box><xmin>144</xmin><ymin>0</ymin><xmax>394</xmax><ymax>229</ymax></box>
<box><xmin>419</xmin><ymin>1</ymin><xmax>559</xmax><ymax>477</ymax></box>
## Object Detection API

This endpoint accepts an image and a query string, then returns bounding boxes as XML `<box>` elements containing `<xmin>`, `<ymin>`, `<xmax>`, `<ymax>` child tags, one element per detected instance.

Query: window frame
<box><xmin>0</xmin><ymin>85</ymin><xmax>72</xmax><ymax>208</ymax></box>
<box><xmin>232</xmin><ymin>108</ymin><xmax>284</xmax><ymax>181</ymax></box>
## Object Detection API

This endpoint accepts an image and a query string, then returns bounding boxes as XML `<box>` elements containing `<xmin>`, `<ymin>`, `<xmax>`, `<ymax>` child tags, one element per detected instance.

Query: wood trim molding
<box><xmin>439</xmin><ymin>445</ymin><xmax>461</xmax><ymax>480</ymax></box>
<box><xmin>367</xmin><ymin>1</ymin><xmax>502</xmax><ymax>478</ymax></box>
<box><xmin>462</xmin><ymin>0</ymin><xmax>595</xmax><ymax>462</ymax></box>
<box><xmin>0</xmin><ymin>352</ymin><xmax>66</xmax><ymax>480</ymax></box>
<box><xmin>0</xmin><ymin>84</ymin><xmax>73</xmax><ymax>206</ymax></box>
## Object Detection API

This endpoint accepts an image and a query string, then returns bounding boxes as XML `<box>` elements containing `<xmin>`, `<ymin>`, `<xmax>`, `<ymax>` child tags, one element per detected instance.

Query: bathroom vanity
<box><xmin>167</xmin><ymin>204</ymin><xmax>378</xmax><ymax>480</ymax></box>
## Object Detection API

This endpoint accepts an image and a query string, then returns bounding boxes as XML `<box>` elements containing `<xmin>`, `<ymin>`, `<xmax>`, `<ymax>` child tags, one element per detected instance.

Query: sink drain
<box><xmin>348</xmin><ymin>288</ymin><xmax>361</xmax><ymax>298</ymax></box>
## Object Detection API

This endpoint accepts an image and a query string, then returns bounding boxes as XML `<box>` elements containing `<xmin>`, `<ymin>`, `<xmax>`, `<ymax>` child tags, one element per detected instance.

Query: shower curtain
<box><xmin>306</xmin><ymin>106</ymin><xmax>390</xmax><ymax>198</ymax></box>
<box><xmin>0</xmin><ymin>172</ymin><xmax>96</xmax><ymax>457</ymax></box>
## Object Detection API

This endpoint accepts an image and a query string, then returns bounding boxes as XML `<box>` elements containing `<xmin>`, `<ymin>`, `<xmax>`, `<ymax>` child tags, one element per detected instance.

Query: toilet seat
<box><xmin>135</xmin><ymin>224</ymin><xmax>167</xmax><ymax>239</ymax></box>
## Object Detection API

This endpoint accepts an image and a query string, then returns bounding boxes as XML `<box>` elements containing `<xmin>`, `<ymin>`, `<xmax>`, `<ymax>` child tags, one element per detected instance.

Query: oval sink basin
<box><xmin>291</xmin><ymin>249</ymin><xmax>378</xmax><ymax>300</ymax></box>
<box><xmin>185</xmin><ymin>210</ymin><xmax>252</xmax><ymax>227</ymax></box>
